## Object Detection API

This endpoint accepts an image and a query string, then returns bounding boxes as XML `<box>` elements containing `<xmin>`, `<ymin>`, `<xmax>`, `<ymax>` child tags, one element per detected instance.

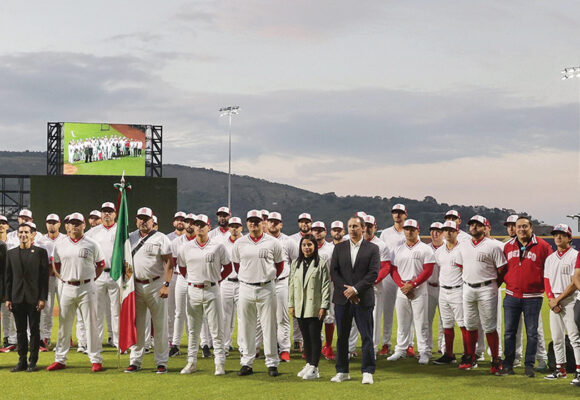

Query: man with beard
<box><xmin>210</xmin><ymin>207</ymin><xmax>231</xmax><ymax>242</ymax></box>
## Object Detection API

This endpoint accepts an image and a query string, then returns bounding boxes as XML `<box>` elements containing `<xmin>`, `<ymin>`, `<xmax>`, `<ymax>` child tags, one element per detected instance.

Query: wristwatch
<box><xmin>163</xmin><ymin>281</ymin><xmax>170</xmax><ymax>287</ymax></box>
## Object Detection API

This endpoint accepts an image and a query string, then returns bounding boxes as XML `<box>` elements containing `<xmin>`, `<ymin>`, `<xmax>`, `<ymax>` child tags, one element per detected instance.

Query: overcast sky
<box><xmin>1</xmin><ymin>1</ymin><xmax>579</xmax><ymax>231</ymax></box>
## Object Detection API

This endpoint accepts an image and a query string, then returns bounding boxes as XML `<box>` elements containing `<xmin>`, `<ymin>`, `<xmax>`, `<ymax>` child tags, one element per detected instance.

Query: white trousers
<box><xmin>395</xmin><ymin>285</ymin><xmax>429</xmax><ymax>355</ymax></box>
<box><xmin>1</xmin><ymin>303</ymin><xmax>17</xmax><ymax>344</ymax></box>
<box><xmin>439</xmin><ymin>287</ymin><xmax>464</xmax><ymax>328</ymax></box>
<box><xmin>275</xmin><ymin>278</ymin><xmax>291</xmax><ymax>353</ymax></box>
<box><xmin>167</xmin><ymin>272</ymin><xmax>178</xmax><ymax>343</ymax></box>
<box><xmin>55</xmin><ymin>281</ymin><xmax>103</xmax><ymax>364</ymax></box>
<box><xmin>130</xmin><ymin>280</ymin><xmax>169</xmax><ymax>367</ymax></box>
<box><xmin>372</xmin><ymin>282</ymin><xmax>385</xmax><ymax>352</ymax></box>
<box><xmin>463</xmin><ymin>282</ymin><xmax>498</xmax><ymax>332</ymax></box>
<box><xmin>171</xmin><ymin>274</ymin><xmax>189</xmax><ymax>346</ymax></box>
<box><xmin>381</xmin><ymin>276</ymin><xmax>398</xmax><ymax>347</ymax></box>
<box><xmin>323</xmin><ymin>282</ymin><xmax>335</xmax><ymax>325</ymax></box>
<box><xmin>95</xmin><ymin>271</ymin><xmax>119</xmax><ymax>346</ymax></box>
<box><xmin>549</xmin><ymin>297</ymin><xmax>580</xmax><ymax>364</ymax></box>
<box><xmin>186</xmin><ymin>284</ymin><xmax>225</xmax><ymax>365</ymax></box>
<box><xmin>427</xmin><ymin>284</ymin><xmax>443</xmax><ymax>353</ymax></box>
<box><xmin>40</xmin><ymin>275</ymin><xmax>57</xmax><ymax>341</ymax></box>
<box><xmin>238</xmin><ymin>282</ymin><xmax>279</xmax><ymax>367</ymax></box>
<box><xmin>221</xmin><ymin>280</ymin><xmax>239</xmax><ymax>349</ymax></box>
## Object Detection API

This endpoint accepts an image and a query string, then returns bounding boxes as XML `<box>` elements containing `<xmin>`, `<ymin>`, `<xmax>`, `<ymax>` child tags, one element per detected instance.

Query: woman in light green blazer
<box><xmin>289</xmin><ymin>234</ymin><xmax>331</xmax><ymax>380</ymax></box>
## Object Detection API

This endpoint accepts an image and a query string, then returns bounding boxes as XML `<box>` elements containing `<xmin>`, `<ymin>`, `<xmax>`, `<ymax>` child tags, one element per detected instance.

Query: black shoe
<box><xmin>156</xmin><ymin>365</ymin><xmax>168</xmax><ymax>374</ymax></box>
<box><xmin>525</xmin><ymin>366</ymin><xmax>535</xmax><ymax>378</ymax></box>
<box><xmin>202</xmin><ymin>345</ymin><xmax>212</xmax><ymax>358</ymax></box>
<box><xmin>238</xmin><ymin>365</ymin><xmax>253</xmax><ymax>376</ymax></box>
<box><xmin>497</xmin><ymin>366</ymin><xmax>515</xmax><ymax>376</ymax></box>
<box><xmin>26</xmin><ymin>364</ymin><xmax>38</xmax><ymax>372</ymax></box>
<box><xmin>169</xmin><ymin>345</ymin><xmax>181</xmax><ymax>357</ymax></box>
<box><xmin>11</xmin><ymin>363</ymin><xmax>27</xmax><ymax>372</ymax></box>
<box><xmin>229</xmin><ymin>346</ymin><xmax>235</xmax><ymax>352</ymax></box>
<box><xmin>433</xmin><ymin>354</ymin><xmax>456</xmax><ymax>365</ymax></box>
<box><xmin>124</xmin><ymin>364</ymin><xmax>141</xmax><ymax>373</ymax></box>
<box><xmin>268</xmin><ymin>367</ymin><xmax>280</xmax><ymax>377</ymax></box>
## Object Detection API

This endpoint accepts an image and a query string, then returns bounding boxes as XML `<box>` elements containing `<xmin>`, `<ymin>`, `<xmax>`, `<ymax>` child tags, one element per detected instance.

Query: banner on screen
<box><xmin>63</xmin><ymin>122</ymin><xmax>146</xmax><ymax>176</ymax></box>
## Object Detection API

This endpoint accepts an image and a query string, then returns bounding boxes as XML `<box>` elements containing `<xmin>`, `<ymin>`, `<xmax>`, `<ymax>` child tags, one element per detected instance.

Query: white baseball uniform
<box><xmin>166</xmin><ymin>230</ymin><xmax>183</xmax><ymax>345</ymax></box>
<box><xmin>427</xmin><ymin>242</ymin><xmax>444</xmax><ymax>354</ymax></box>
<box><xmin>221</xmin><ymin>237</ymin><xmax>240</xmax><ymax>350</ymax></box>
<box><xmin>170</xmin><ymin>234</ymin><xmax>193</xmax><ymax>348</ymax></box>
<box><xmin>380</xmin><ymin>226</ymin><xmax>405</xmax><ymax>348</ymax></box>
<box><xmin>209</xmin><ymin>227</ymin><xmax>231</xmax><ymax>242</ymax></box>
<box><xmin>435</xmin><ymin>243</ymin><xmax>464</xmax><ymax>329</ymax></box>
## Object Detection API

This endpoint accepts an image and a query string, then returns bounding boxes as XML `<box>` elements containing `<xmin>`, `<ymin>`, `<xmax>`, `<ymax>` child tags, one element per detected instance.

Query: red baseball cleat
<box><xmin>325</xmin><ymin>346</ymin><xmax>336</xmax><ymax>360</ymax></box>
<box><xmin>406</xmin><ymin>346</ymin><xmax>416</xmax><ymax>358</ymax></box>
<box><xmin>378</xmin><ymin>344</ymin><xmax>390</xmax><ymax>356</ymax></box>
<box><xmin>92</xmin><ymin>363</ymin><xmax>103</xmax><ymax>372</ymax></box>
<box><xmin>47</xmin><ymin>362</ymin><xmax>66</xmax><ymax>371</ymax></box>
<box><xmin>280</xmin><ymin>351</ymin><xmax>290</xmax><ymax>362</ymax></box>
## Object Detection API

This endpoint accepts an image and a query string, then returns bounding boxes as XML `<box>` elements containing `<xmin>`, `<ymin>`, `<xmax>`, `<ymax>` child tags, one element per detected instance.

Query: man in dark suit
<box><xmin>330</xmin><ymin>216</ymin><xmax>379</xmax><ymax>384</ymax></box>
<box><xmin>5</xmin><ymin>223</ymin><xmax>49</xmax><ymax>372</ymax></box>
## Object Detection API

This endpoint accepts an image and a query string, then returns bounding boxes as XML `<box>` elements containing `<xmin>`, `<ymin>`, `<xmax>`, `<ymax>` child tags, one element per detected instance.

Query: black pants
<box><xmin>297</xmin><ymin>317</ymin><xmax>323</xmax><ymax>367</ymax></box>
<box><xmin>335</xmin><ymin>302</ymin><xmax>375</xmax><ymax>373</ymax></box>
<box><xmin>12</xmin><ymin>303</ymin><xmax>41</xmax><ymax>365</ymax></box>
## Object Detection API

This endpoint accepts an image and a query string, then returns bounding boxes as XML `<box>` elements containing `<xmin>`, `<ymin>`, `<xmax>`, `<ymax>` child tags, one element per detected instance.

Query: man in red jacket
<box><xmin>501</xmin><ymin>216</ymin><xmax>553</xmax><ymax>377</ymax></box>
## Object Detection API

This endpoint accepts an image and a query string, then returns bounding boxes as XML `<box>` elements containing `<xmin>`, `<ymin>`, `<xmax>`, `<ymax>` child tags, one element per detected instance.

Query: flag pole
<box><xmin>117</xmin><ymin>170</ymin><xmax>126</xmax><ymax>371</ymax></box>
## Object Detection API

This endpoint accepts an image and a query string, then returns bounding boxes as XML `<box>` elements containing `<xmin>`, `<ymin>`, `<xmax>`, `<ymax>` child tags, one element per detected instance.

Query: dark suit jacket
<box><xmin>5</xmin><ymin>245</ymin><xmax>49</xmax><ymax>305</ymax></box>
<box><xmin>330</xmin><ymin>239</ymin><xmax>379</xmax><ymax>307</ymax></box>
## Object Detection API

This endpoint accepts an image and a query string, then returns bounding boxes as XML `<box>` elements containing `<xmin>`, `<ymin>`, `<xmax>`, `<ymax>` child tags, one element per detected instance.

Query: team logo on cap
<box><xmin>137</xmin><ymin>207</ymin><xmax>153</xmax><ymax>218</ymax></box>
<box><xmin>216</xmin><ymin>206</ymin><xmax>231</xmax><ymax>215</ymax></box>
<box><xmin>101</xmin><ymin>202</ymin><xmax>116</xmax><ymax>211</ymax></box>
<box><xmin>260</xmin><ymin>209</ymin><xmax>269</xmax><ymax>218</ymax></box>
<box><xmin>363</xmin><ymin>215</ymin><xmax>376</xmax><ymax>225</ymax></box>
<box><xmin>391</xmin><ymin>204</ymin><xmax>407</xmax><ymax>213</ymax></box>
<box><xmin>312</xmin><ymin>221</ymin><xmax>326</xmax><ymax>230</ymax></box>
<box><xmin>445</xmin><ymin>210</ymin><xmax>461</xmax><ymax>219</ymax></box>
<box><xmin>69</xmin><ymin>212</ymin><xmax>85</xmax><ymax>223</ymax></box>
<box><xmin>184</xmin><ymin>213</ymin><xmax>197</xmax><ymax>222</ymax></box>
<box><xmin>468</xmin><ymin>215</ymin><xmax>486</xmax><ymax>225</ymax></box>
<box><xmin>267</xmin><ymin>212</ymin><xmax>282</xmax><ymax>221</ymax></box>
<box><xmin>18</xmin><ymin>209</ymin><xmax>32</xmax><ymax>218</ymax></box>
<box><xmin>331</xmin><ymin>221</ymin><xmax>344</xmax><ymax>230</ymax></box>
<box><xmin>246</xmin><ymin>209</ymin><xmax>262</xmax><ymax>220</ymax></box>
<box><xmin>503</xmin><ymin>214</ymin><xmax>519</xmax><ymax>226</ymax></box>
<box><xmin>356</xmin><ymin>211</ymin><xmax>367</xmax><ymax>218</ymax></box>
<box><xmin>173</xmin><ymin>211</ymin><xmax>186</xmax><ymax>219</ymax></box>
<box><xmin>228</xmin><ymin>217</ymin><xmax>242</xmax><ymax>226</ymax></box>
<box><xmin>298</xmin><ymin>213</ymin><xmax>312</xmax><ymax>221</ymax></box>
<box><xmin>403</xmin><ymin>219</ymin><xmax>419</xmax><ymax>229</ymax></box>
<box><xmin>89</xmin><ymin>210</ymin><xmax>101</xmax><ymax>218</ymax></box>
<box><xmin>195</xmin><ymin>214</ymin><xmax>210</xmax><ymax>225</ymax></box>
<box><xmin>551</xmin><ymin>224</ymin><xmax>572</xmax><ymax>237</ymax></box>
<box><xmin>430</xmin><ymin>222</ymin><xmax>443</xmax><ymax>230</ymax></box>
<box><xmin>46</xmin><ymin>213</ymin><xmax>60</xmax><ymax>222</ymax></box>
<box><xmin>442</xmin><ymin>221</ymin><xmax>459</xmax><ymax>231</ymax></box>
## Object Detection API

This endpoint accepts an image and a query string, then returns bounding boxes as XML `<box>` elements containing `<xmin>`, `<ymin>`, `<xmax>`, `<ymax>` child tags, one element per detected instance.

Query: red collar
<box><xmin>431</xmin><ymin>242</ymin><xmax>443</xmax><ymax>250</ymax></box>
<box><xmin>70</xmin><ymin>236</ymin><xmax>83</xmax><ymax>243</ymax></box>
<box><xmin>406</xmin><ymin>240</ymin><xmax>419</xmax><ymax>249</ymax></box>
<box><xmin>104</xmin><ymin>223</ymin><xmax>116</xmax><ymax>230</ymax></box>
<box><xmin>557</xmin><ymin>247</ymin><xmax>571</xmax><ymax>257</ymax></box>
<box><xmin>318</xmin><ymin>241</ymin><xmax>325</xmax><ymax>249</ymax></box>
<box><xmin>196</xmin><ymin>237</ymin><xmax>208</xmax><ymax>247</ymax></box>
<box><xmin>471</xmin><ymin>237</ymin><xmax>484</xmax><ymax>246</ymax></box>
<box><xmin>186</xmin><ymin>234</ymin><xmax>196</xmax><ymax>241</ymax></box>
<box><xmin>250</xmin><ymin>234</ymin><xmax>263</xmax><ymax>243</ymax></box>
<box><xmin>219</xmin><ymin>227</ymin><xmax>228</xmax><ymax>234</ymax></box>
<box><xmin>229</xmin><ymin>237</ymin><xmax>237</xmax><ymax>243</ymax></box>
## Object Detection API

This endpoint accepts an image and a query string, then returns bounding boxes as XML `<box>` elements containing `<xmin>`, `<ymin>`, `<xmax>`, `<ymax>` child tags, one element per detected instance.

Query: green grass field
<box><xmin>63</xmin><ymin>122</ymin><xmax>145</xmax><ymax>176</ymax></box>
<box><xmin>1</xmin><ymin>297</ymin><xmax>579</xmax><ymax>399</ymax></box>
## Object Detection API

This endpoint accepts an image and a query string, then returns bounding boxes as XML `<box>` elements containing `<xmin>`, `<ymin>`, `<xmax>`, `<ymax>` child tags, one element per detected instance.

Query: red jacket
<box><xmin>503</xmin><ymin>235</ymin><xmax>553</xmax><ymax>298</ymax></box>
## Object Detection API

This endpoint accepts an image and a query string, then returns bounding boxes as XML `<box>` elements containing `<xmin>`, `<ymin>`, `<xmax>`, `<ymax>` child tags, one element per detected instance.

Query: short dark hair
<box><xmin>18</xmin><ymin>224</ymin><xmax>32</xmax><ymax>233</ymax></box>
<box><xmin>516</xmin><ymin>216</ymin><xmax>532</xmax><ymax>226</ymax></box>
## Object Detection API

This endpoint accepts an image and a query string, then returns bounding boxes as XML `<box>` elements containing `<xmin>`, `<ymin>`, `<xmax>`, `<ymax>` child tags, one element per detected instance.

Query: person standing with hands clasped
<box><xmin>289</xmin><ymin>234</ymin><xmax>331</xmax><ymax>380</ymax></box>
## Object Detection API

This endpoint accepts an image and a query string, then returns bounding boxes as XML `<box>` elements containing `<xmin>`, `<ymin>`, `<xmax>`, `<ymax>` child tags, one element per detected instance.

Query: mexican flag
<box><xmin>110</xmin><ymin>180</ymin><xmax>137</xmax><ymax>353</ymax></box>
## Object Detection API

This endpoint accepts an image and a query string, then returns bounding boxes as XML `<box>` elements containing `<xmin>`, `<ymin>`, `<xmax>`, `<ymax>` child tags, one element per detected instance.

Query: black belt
<box><xmin>243</xmin><ymin>280</ymin><xmax>272</xmax><ymax>286</ymax></box>
<box><xmin>227</xmin><ymin>278</ymin><xmax>239</xmax><ymax>282</ymax></box>
<box><xmin>277</xmin><ymin>276</ymin><xmax>287</xmax><ymax>282</ymax></box>
<box><xmin>104</xmin><ymin>268</ymin><xmax>111</xmax><ymax>273</ymax></box>
<box><xmin>428</xmin><ymin>282</ymin><xmax>439</xmax><ymax>287</ymax></box>
<box><xmin>135</xmin><ymin>276</ymin><xmax>160</xmax><ymax>284</ymax></box>
<box><xmin>466</xmin><ymin>280</ymin><xmax>494</xmax><ymax>288</ymax></box>
<box><xmin>441</xmin><ymin>284</ymin><xmax>462</xmax><ymax>290</ymax></box>
<box><xmin>65</xmin><ymin>279</ymin><xmax>92</xmax><ymax>286</ymax></box>
<box><xmin>189</xmin><ymin>282</ymin><xmax>216</xmax><ymax>288</ymax></box>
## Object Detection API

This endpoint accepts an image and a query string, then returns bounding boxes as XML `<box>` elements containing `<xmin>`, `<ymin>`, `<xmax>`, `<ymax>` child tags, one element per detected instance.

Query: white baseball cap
<box><xmin>216</xmin><ymin>207</ymin><xmax>231</xmax><ymax>216</ymax></box>
<box><xmin>246</xmin><ymin>209</ymin><xmax>262</xmax><ymax>220</ymax></box>
<box><xmin>356</xmin><ymin>211</ymin><xmax>367</xmax><ymax>218</ymax></box>
<box><xmin>468</xmin><ymin>215</ymin><xmax>486</xmax><ymax>225</ymax></box>
<box><xmin>195</xmin><ymin>214</ymin><xmax>210</xmax><ymax>225</ymax></box>
<box><xmin>89</xmin><ymin>210</ymin><xmax>101</xmax><ymax>218</ymax></box>
<box><xmin>445</xmin><ymin>210</ymin><xmax>461</xmax><ymax>219</ymax></box>
<box><xmin>184</xmin><ymin>213</ymin><xmax>196</xmax><ymax>222</ymax></box>
<box><xmin>442</xmin><ymin>221</ymin><xmax>459</xmax><ymax>231</ymax></box>
<box><xmin>18</xmin><ymin>209</ymin><xmax>32</xmax><ymax>218</ymax></box>
<box><xmin>101</xmin><ymin>202</ymin><xmax>116</xmax><ymax>211</ymax></box>
<box><xmin>391</xmin><ymin>204</ymin><xmax>407</xmax><ymax>214</ymax></box>
<box><xmin>552</xmin><ymin>224</ymin><xmax>572</xmax><ymax>237</ymax></box>
<box><xmin>363</xmin><ymin>215</ymin><xmax>376</xmax><ymax>226</ymax></box>
<box><xmin>331</xmin><ymin>221</ymin><xmax>344</xmax><ymax>230</ymax></box>
<box><xmin>63</xmin><ymin>214</ymin><xmax>71</xmax><ymax>223</ymax></box>
<box><xmin>267</xmin><ymin>212</ymin><xmax>282</xmax><ymax>222</ymax></box>
<box><xmin>504</xmin><ymin>214</ymin><xmax>519</xmax><ymax>226</ymax></box>
<box><xmin>430</xmin><ymin>222</ymin><xmax>443</xmax><ymax>230</ymax></box>
<box><xmin>228</xmin><ymin>217</ymin><xmax>242</xmax><ymax>226</ymax></box>
<box><xmin>25</xmin><ymin>221</ymin><xmax>37</xmax><ymax>231</ymax></box>
<box><xmin>261</xmin><ymin>209</ymin><xmax>269</xmax><ymax>218</ymax></box>
<box><xmin>403</xmin><ymin>219</ymin><xmax>419</xmax><ymax>230</ymax></box>
<box><xmin>298</xmin><ymin>213</ymin><xmax>312</xmax><ymax>221</ymax></box>
<box><xmin>0</xmin><ymin>215</ymin><xmax>7</xmax><ymax>223</ymax></box>
<box><xmin>137</xmin><ymin>207</ymin><xmax>153</xmax><ymax>218</ymax></box>
<box><xmin>153</xmin><ymin>215</ymin><xmax>158</xmax><ymax>224</ymax></box>
<box><xmin>69</xmin><ymin>212</ymin><xmax>85</xmax><ymax>223</ymax></box>
<box><xmin>173</xmin><ymin>211</ymin><xmax>186</xmax><ymax>219</ymax></box>
<box><xmin>46</xmin><ymin>213</ymin><xmax>60</xmax><ymax>222</ymax></box>
<box><xmin>312</xmin><ymin>221</ymin><xmax>326</xmax><ymax>230</ymax></box>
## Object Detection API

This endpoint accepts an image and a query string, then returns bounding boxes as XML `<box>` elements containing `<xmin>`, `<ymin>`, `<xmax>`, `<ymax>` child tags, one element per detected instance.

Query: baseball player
<box><xmin>221</xmin><ymin>217</ymin><xmax>243</xmax><ymax>354</ymax></box>
<box><xmin>379</xmin><ymin>204</ymin><xmax>413</xmax><ymax>357</ymax></box>
<box><xmin>177</xmin><ymin>214</ymin><xmax>232</xmax><ymax>375</ymax></box>
<box><xmin>330</xmin><ymin>221</ymin><xmax>346</xmax><ymax>245</ymax></box>
<box><xmin>87</xmin><ymin>210</ymin><xmax>102</xmax><ymax>228</ymax></box>
<box><xmin>209</xmin><ymin>207</ymin><xmax>231</xmax><ymax>241</ymax></box>
<box><xmin>260</xmin><ymin>210</ymin><xmax>270</xmax><ymax>232</ymax></box>
<box><xmin>169</xmin><ymin>213</ymin><xmax>196</xmax><ymax>357</ymax></box>
<box><xmin>85</xmin><ymin>202</ymin><xmax>120</xmax><ymax>348</ymax></box>
<box><xmin>444</xmin><ymin>210</ymin><xmax>471</xmax><ymax>243</ymax></box>
<box><xmin>125</xmin><ymin>207</ymin><xmax>173</xmax><ymax>374</ymax></box>
<box><xmin>47</xmin><ymin>212</ymin><xmax>105</xmax><ymax>372</ymax></box>
<box><xmin>166</xmin><ymin>211</ymin><xmax>186</xmax><ymax>350</ymax></box>
<box><xmin>231</xmin><ymin>210</ymin><xmax>284</xmax><ymax>377</ymax></box>
<box><xmin>387</xmin><ymin>219</ymin><xmax>435</xmax><ymax>365</ymax></box>
<box><xmin>427</xmin><ymin>222</ymin><xmax>444</xmax><ymax>355</ymax></box>
<box><xmin>266</xmin><ymin>211</ymin><xmax>297</xmax><ymax>362</ymax></box>
<box><xmin>455</xmin><ymin>215</ymin><xmax>506</xmax><ymax>374</ymax></box>
<box><xmin>543</xmin><ymin>224</ymin><xmax>580</xmax><ymax>380</ymax></box>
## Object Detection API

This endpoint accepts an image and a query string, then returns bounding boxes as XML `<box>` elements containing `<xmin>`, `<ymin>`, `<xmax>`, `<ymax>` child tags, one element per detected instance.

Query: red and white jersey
<box><xmin>222</xmin><ymin>237</ymin><xmax>240</xmax><ymax>279</ymax></box>
<box><xmin>428</xmin><ymin>242</ymin><xmax>443</xmax><ymax>284</ymax></box>
<box><xmin>178</xmin><ymin>237</ymin><xmax>230</xmax><ymax>283</ymax></box>
<box><xmin>380</xmin><ymin>226</ymin><xmax>405</xmax><ymax>255</ymax></box>
<box><xmin>369</xmin><ymin>236</ymin><xmax>392</xmax><ymax>263</ymax></box>
<box><xmin>209</xmin><ymin>226</ymin><xmax>231</xmax><ymax>242</ymax></box>
<box><xmin>129</xmin><ymin>230</ymin><xmax>172</xmax><ymax>280</ymax></box>
<box><xmin>457</xmin><ymin>230</ymin><xmax>471</xmax><ymax>243</ymax></box>
<box><xmin>392</xmin><ymin>241</ymin><xmax>436</xmax><ymax>282</ymax></box>
<box><xmin>456</xmin><ymin>237</ymin><xmax>506</xmax><ymax>285</ymax></box>
<box><xmin>171</xmin><ymin>234</ymin><xmax>196</xmax><ymax>268</ymax></box>
<box><xmin>53</xmin><ymin>235</ymin><xmax>105</xmax><ymax>281</ymax></box>
<box><xmin>434</xmin><ymin>243</ymin><xmax>463</xmax><ymax>287</ymax></box>
<box><xmin>317</xmin><ymin>240</ymin><xmax>335</xmax><ymax>265</ymax></box>
<box><xmin>289</xmin><ymin>231</ymin><xmax>308</xmax><ymax>245</ymax></box>
<box><xmin>544</xmin><ymin>247</ymin><xmax>578</xmax><ymax>295</ymax></box>
<box><xmin>231</xmin><ymin>233</ymin><xmax>284</xmax><ymax>283</ymax></box>
<box><xmin>85</xmin><ymin>223</ymin><xmax>117</xmax><ymax>268</ymax></box>
<box><xmin>270</xmin><ymin>232</ymin><xmax>298</xmax><ymax>279</ymax></box>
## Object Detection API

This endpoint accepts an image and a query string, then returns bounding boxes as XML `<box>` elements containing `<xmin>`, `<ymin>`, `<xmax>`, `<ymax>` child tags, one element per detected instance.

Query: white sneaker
<box><xmin>297</xmin><ymin>363</ymin><xmax>312</xmax><ymax>378</ymax></box>
<box><xmin>330</xmin><ymin>372</ymin><xmax>351</xmax><ymax>382</ymax></box>
<box><xmin>303</xmin><ymin>366</ymin><xmax>320</xmax><ymax>380</ymax></box>
<box><xmin>214</xmin><ymin>364</ymin><xmax>225</xmax><ymax>375</ymax></box>
<box><xmin>387</xmin><ymin>352</ymin><xmax>406</xmax><ymax>361</ymax></box>
<box><xmin>513</xmin><ymin>358</ymin><xmax>522</xmax><ymax>368</ymax></box>
<box><xmin>418</xmin><ymin>354</ymin><xmax>430</xmax><ymax>365</ymax></box>
<box><xmin>362</xmin><ymin>372</ymin><xmax>374</xmax><ymax>384</ymax></box>
<box><xmin>180</xmin><ymin>362</ymin><xmax>196</xmax><ymax>374</ymax></box>
<box><xmin>476</xmin><ymin>353</ymin><xmax>485</xmax><ymax>362</ymax></box>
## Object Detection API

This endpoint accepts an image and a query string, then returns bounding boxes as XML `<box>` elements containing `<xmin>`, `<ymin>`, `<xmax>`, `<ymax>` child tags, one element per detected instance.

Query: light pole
<box><xmin>562</xmin><ymin>67</ymin><xmax>580</xmax><ymax>234</ymax></box>
<box><xmin>219</xmin><ymin>106</ymin><xmax>240</xmax><ymax>210</ymax></box>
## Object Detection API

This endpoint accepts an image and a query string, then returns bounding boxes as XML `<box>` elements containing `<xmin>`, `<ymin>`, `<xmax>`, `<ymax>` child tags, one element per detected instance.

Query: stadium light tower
<box><xmin>562</xmin><ymin>66</ymin><xmax>580</xmax><ymax>234</ymax></box>
<box><xmin>219</xmin><ymin>106</ymin><xmax>240</xmax><ymax>210</ymax></box>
